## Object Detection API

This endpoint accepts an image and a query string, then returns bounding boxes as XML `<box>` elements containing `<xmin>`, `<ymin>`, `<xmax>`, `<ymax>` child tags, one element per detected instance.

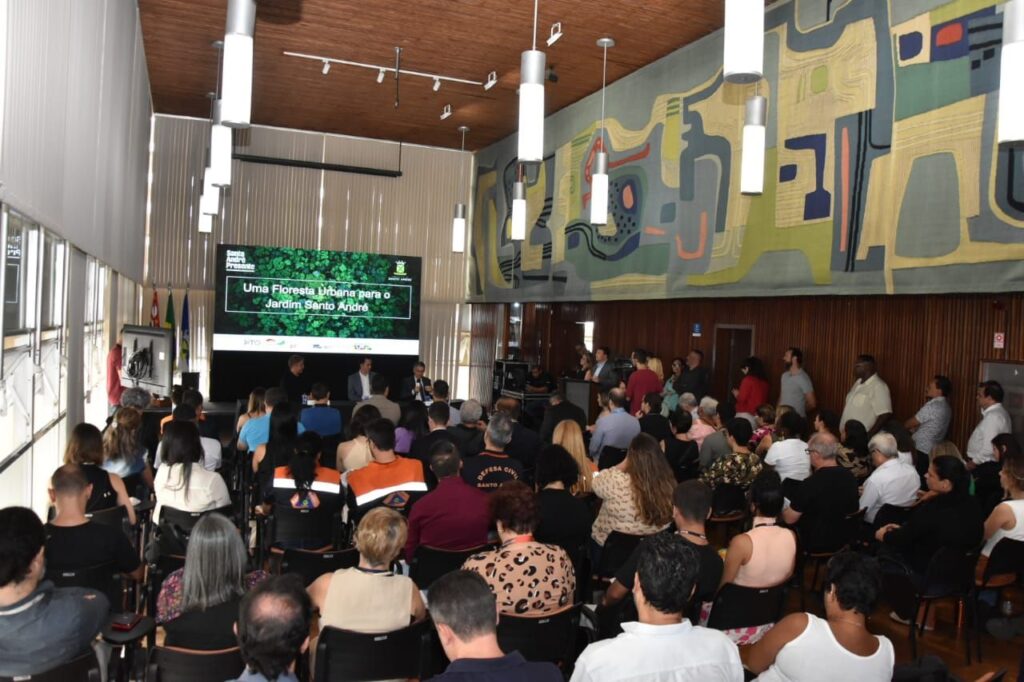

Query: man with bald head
<box><xmin>588</xmin><ymin>388</ymin><xmax>640</xmax><ymax>460</ymax></box>
<box><xmin>782</xmin><ymin>432</ymin><xmax>859</xmax><ymax>551</ymax></box>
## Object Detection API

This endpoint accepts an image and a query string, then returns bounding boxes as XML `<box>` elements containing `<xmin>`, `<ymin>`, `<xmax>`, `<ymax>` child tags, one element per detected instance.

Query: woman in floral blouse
<box><xmin>702</xmin><ymin>418</ymin><xmax>763</xmax><ymax>490</ymax></box>
<box><xmin>591</xmin><ymin>433</ymin><xmax>675</xmax><ymax>546</ymax></box>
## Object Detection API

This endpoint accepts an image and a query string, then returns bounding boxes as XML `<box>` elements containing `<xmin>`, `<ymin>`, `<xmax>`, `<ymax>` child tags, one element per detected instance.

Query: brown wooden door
<box><xmin>712</xmin><ymin>326</ymin><xmax>754</xmax><ymax>403</ymax></box>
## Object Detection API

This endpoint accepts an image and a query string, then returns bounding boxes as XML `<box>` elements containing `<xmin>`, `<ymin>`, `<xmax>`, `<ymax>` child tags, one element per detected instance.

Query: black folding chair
<box><xmin>798</xmin><ymin>507</ymin><xmax>865</xmax><ymax>610</ymax></box>
<box><xmin>144</xmin><ymin>646</ymin><xmax>244</xmax><ymax>682</ymax></box>
<box><xmin>880</xmin><ymin>546</ymin><xmax>978</xmax><ymax>664</ymax></box>
<box><xmin>706</xmin><ymin>582</ymin><xmax>787</xmax><ymax>631</ymax></box>
<box><xmin>267</xmin><ymin>504</ymin><xmax>338</xmax><ymax>553</ymax></box>
<box><xmin>496</xmin><ymin>604</ymin><xmax>585</xmax><ymax>669</ymax></box>
<box><xmin>595</xmin><ymin>531</ymin><xmax>646</xmax><ymax>581</ymax></box>
<box><xmin>0</xmin><ymin>651</ymin><xmax>101</xmax><ymax>682</ymax></box>
<box><xmin>707</xmin><ymin>484</ymin><xmax>747</xmax><ymax>545</ymax></box>
<box><xmin>279</xmin><ymin>547</ymin><xmax>359</xmax><ymax>586</ymax></box>
<box><xmin>409</xmin><ymin>545</ymin><xmax>489</xmax><ymax>590</ymax></box>
<box><xmin>313</xmin><ymin>620</ymin><xmax>433</xmax><ymax>682</ymax></box>
<box><xmin>973</xmin><ymin>538</ymin><xmax>1024</xmax><ymax>661</ymax></box>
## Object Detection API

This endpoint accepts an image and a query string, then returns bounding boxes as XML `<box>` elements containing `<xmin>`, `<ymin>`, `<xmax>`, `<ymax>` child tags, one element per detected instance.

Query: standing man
<box><xmin>779</xmin><ymin>347</ymin><xmax>816</xmax><ymax>417</ymax></box>
<box><xmin>625</xmin><ymin>349</ymin><xmax>663</xmax><ymax>416</ymax></box>
<box><xmin>347</xmin><ymin>357</ymin><xmax>376</xmax><ymax>402</ymax></box>
<box><xmin>966</xmin><ymin>380</ymin><xmax>1012</xmax><ymax>468</ymax></box>
<box><xmin>106</xmin><ymin>333</ymin><xmax>124</xmax><ymax>414</ymax></box>
<box><xmin>591</xmin><ymin>346</ymin><xmax>619</xmax><ymax>391</ymax></box>
<box><xmin>675</xmin><ymin>349</ymin><xmax>711</xmax><ymax>402</ymax></box>
<box><xmin>905</xmin><ymin>375</ymin><xmax>952</xmax><ymax>465</ymax></box>
<box><xmin>840</xmin><ymin>355</ymin><xmax>892</xmax><ymax>435</ymax></box>
<box><xmin>279</xmin><ymin>354</ymin><xmax>308</xmax><ymax>405</ymax></box>
<box><xmin>400</xmin><ymin>361</ymin><xmax>433</xmax><ymax>403</ymax></box>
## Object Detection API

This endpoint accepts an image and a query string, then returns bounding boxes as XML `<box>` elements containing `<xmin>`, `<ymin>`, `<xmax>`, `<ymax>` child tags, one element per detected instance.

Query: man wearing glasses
<box><xmin>782</xmin><ymin>433</ymin><xmax>859</xmax><ymax>551</ymax></box>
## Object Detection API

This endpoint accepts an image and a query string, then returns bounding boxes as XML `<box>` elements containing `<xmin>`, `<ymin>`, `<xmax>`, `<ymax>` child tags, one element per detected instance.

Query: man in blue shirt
<box><xmin>588</xmin><ymin>388</ymin><xmax>641</xmax><ymax>461</ymax></box>
<box><xmin>238</xmin><ymin>387</ymin><xmax>305</xmax><ymax>453</ymax></box>
<box><xmin>299</xmin><ymin>382</ymin><xmax>342</xmax><ymax>437</ymax></box>
<box><xmin>428</xmin><ymin>570</ymin><xmax>561</xmax><ymax>681</ymax></box>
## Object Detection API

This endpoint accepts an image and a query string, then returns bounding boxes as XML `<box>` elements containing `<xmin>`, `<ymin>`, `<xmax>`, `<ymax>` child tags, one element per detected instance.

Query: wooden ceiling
<box><xmin>139</xmin><ymin>0</ymin><xmax>732</xmax><ymax>150</ymax></box>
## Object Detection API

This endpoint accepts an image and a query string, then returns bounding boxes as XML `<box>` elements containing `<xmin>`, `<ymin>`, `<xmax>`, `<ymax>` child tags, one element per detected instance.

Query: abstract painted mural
<box><xmin>469</xmin><ymin>0</ymin><xmax>1024</xmax><ymax>302</ymax></box>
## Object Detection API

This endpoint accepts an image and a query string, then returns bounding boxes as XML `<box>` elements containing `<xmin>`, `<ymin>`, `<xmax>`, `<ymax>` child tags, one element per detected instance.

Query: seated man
<box><xmin>0</xmin><ymin>506</ymin><xmax>109</xmax><ymax>676</ymax></box>
<box><xmin>637</xmin><ymin>392</ymin><xmax>672</xmax><ymax>443</ymax></box>
<box><xmin>353</xmin><ymin>374</ymin><xmax>402</xmax><ymax>425</ymax></box>
<box><xmin>428</xmin><ymin>570</ymin><xmax>562</xmax><ymax>681</ymax></box>
<box><xmin>572</xmin><ymin>533</ymin><xmax>743</xmax><ymax>682</ymax></box>
<box><xmin>405</xmin><ymin>442</ymin><xmax>490</xmax><ymax>562</ymax></box>
<box><xmin>346</xmin><ymin>418</ymin><xmax>428</xmax><ymax>522</ymax></box>
<box><xmin>347</xmin><ymin>356</ymin><xmax>376</xmax><ymax>402</ymax></box>
<box><xmin>494</xmin><ymin>397</ymin><xmax>541</xmax><ymax>479</ymax></box>
<box><xmin>539</xmin><ymin>391</ymin><xmax>586</xmax><ymax>443</ymax></box>
<box><xmin>447</xmin><ymin>399</ymin><xmax>485</xmax><ymax>459</ymax></box>
<box><xmin>431</xmin><ymin>380</ymin><xmax>461</xmax><ymax>426</ymax></box>
<box><xmin>782</xmin><ymin>433</ymin><xmax>859</xmax><ymax>551</ymax></box>
<box><xmin>400</xmin><ymin>361</ymin><xmax>433</xmax><ymax>403</ymax></box>
<box><xmin>235</xmin><ymin>574</ymin><xmax>311</xmax><ymax>682</ymax></box>
<box><xmin>154</xmin><ymin>404</ymin><xmax>222</xmax><ymax>471</ymax></box>
<box><xmin>409</xmin><ymin>401</ymin><xmax>455</xmax><ymax>476</ymax></box>
<box><xmin>588</xmin><ymin>388</ymin><xmax>641</xmax><ymax>460</ymax></box>
<box><xmin>859</xmin><ymin>432</ymin><xmax>920</xmax><ymax>525</ymax></box>
<box><xmin>699</xmin><ymin>403</ymin><xmax>736</xmax><ymax>471</ymax></box>
<box><xmin>461</xmin><ymin>413</ymin><xmax>524</xmax><ymax>492</ymax></box>
<box><xmin>45</xmin><ymin>464</ymin><xmax>143</xmax><ymax>581</ymax></box>
<box><xmin>601</xmin><ymin>480</ymin><xmax>723</xmax><ymax>614</ymax></box>
<box><xmin>299</xmin><ymin>381</ymin><xmax>342</xmax><ymax>438</ymax></box>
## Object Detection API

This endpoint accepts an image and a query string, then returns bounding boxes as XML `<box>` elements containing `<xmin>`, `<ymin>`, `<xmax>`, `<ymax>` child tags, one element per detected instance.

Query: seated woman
<box><xmin>749</xmin><ymin>404</ymin><xmax>776</xmax><ymax>452</ymax></box>
<box><xmin>813</xmin><ymin>409</ymin><xmax>842</xmax><ymax>441</ymax></box>
<box><xmin>664</xmin><ymin>410</ymin><xmax>700</xmax><ymax>482</ymax></box>
<box><xmin>762</xmin><ymin>411</ymin><xmax>809</xmax><ymax>484</ymax></box>
<box><xmin>712</xmin><ymin>471</ymin><xmax>797</xmax><ymax>644</ymax></box>
<box><xmin>236</xmin><ymin>386</ymin><xmax>265</xmax><ymax>434</ymax></box>
<box><xmin>975</xmin><ymin>434</ymin><xmax>1023</xmax><ymax>518</ymax></box>
<box><xmin>394</xmin><ymin>401</ymin><xmax>428</xmax><ymax>454</ymax></box>
<box><xmin>876</xmin><ymin>455</ymin><xmax>983</xmax><ymax>629</ymax></box>
<box><xmin>463</xmin><ymin>481</ymin><xmax>576</xmax><ymax>615</ymax></box>
<box><xmin>308</xmin><ymin>507</ymin><xmax>425</xmax><ymax>632</ymax></box>
<box><xmin>837</xmin><ymin>419</ymin><xmax>872</xmax><ymax>482</ymax></box>
<box><xmin>701</xmin><ymin>418</ymin><xmax>764</xmax><ymax>491</ymax></box>
<box><xmin>157</xmin><ymin>513</ymin><xmax>268</xmax><ymax>649</ymax></box>
<box><xmin>153</xmin><ymin>421</ymin><xmax>231</xmax><ymax>524</ymax></box>
<box><xmin>335</xmin><ymin>404</ymin><xmax>381</xmax><ymax>472</ymax></box>
<box><xmin>552</xmin><ymin>419</ymin><xmax>596</xmax><ymax>495</ymax></box>
<box><xmin>64</xmin><ymin>422</ymin><xmax>136</xmax><ymax>524</ymax></box>
<box><xmin>264</xmin><ymin>432</ymin><xmax>342</xmax><ymax>550</ymax></box>
<box><xmin>591</xmin><ymin>433</ymin><xmax>675</xmax><ymax>547</ymax></box>
<box><xmin>103</xmin><ymin>406</ymin><xmax>154</xmax><ymax>497</ymax></box>
<box><xmin>744</xmin><ymin>551</ymin><xmax>895</xmax><ymax>681</ymax></box>
<box><xmin>978</xmin><ymin>451</ymin><xmax>1024</xmax><ymax>584</ymax></box>
<box><xmin>755</xmin><ymin>405</ymin><xmax>792</xmax><ymax>457</ymax></box>
<box><xmin>534</xmin><ymin>445</ymin><xmax>594</xmax><ymax>566</ymax></box>
<box><xmin>252</xmin><ymin>402</ymin><xmax>299</xmax><ymax>476</ymax></box>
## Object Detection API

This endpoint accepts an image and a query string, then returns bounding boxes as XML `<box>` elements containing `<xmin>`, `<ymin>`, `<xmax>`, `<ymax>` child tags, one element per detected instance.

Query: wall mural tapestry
<box><xmin>469</xmin><ymin>0</ymin><xmax>1024</xmax><ymax>302</ymax></box>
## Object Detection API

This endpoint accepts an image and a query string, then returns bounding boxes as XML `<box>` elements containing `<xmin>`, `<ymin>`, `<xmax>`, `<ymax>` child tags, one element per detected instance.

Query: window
<box><xmin>83</xmin><ymin>256</ymin><xmax>111</xmax><ymax>427</ymax></box>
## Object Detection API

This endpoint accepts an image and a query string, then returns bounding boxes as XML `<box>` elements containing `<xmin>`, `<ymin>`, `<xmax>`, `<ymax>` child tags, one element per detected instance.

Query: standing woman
<box><xmin>65</xmin><ymin>422</ymin><xmax>136</xmax><ymax>524</ymax></box>
<box><xmin>103</xmin><ymin>406</ymin><xmax>154</xmax><ymax>497</ymax></box>
<box><xmin>662</xmin><ymin>358</ymin><xmax>685</xmax><ymax>416</ymax></box>
<box><xmin>236</xmin><ymin>387</ymin><xmax>265</xmax><ymax>434</ymax></box>
<box><xmin>579</xmin><ymin>352</ymin><xmax>596</xmax><ymax>381</ymax></box>
<box><xmin>733</xmin><ymin>356</ymin><xmax>770</xmax><ymax>422</ymax></box>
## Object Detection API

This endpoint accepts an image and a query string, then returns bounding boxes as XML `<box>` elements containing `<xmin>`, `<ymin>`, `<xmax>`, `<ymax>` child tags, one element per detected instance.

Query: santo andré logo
<box><xmin>394</xmin><ymin>260</ymin><xmax>407</xmax><ymax>276</ymax></box>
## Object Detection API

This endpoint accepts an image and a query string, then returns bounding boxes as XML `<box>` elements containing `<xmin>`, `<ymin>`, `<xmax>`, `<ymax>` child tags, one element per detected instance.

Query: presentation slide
<box><xmin>212</xmin><ymin>244</ymin><xmax>420</xmax><ymax>355</ymax></box>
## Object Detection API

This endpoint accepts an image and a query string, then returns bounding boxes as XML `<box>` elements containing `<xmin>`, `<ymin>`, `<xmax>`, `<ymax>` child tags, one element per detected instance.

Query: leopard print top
<box><xmin>462</xmin><ymin>541</ymin><xmax>576</xmax><ymax>615</ymax></box>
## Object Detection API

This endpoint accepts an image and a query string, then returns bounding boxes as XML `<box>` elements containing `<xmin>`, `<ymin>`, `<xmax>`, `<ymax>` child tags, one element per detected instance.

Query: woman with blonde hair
<box><xmin>552</xmin><ymin>419</ymin><xmax>596</xmax><ymax>495</ymax></box>
<box><xmin>591</xmin><ymin>433</ymin><xmax>674</xmax><ymax>547</ymax></box>
<box><xmin>647</xmin><ymin>356</ymin><xmax>665</xmax><ymax>382</ymax></box>
<box><xmin>103</xmin><ymin>406</ymin><xmax>153</xmax><ymax>494</ymax></box>
<box><xmin>64</xmin><ymin>422</ymin><xmax>136</xmax><ymax>524</ymax></box>
<box><xmin>309</xmin><ymin>507</ymin><xmax>426</xmax><ymax>632</ymax></box>
<box><xmin>236</xmin><ymin>386</ymin><xmax>266</xmax><ymax>434</ymax></box>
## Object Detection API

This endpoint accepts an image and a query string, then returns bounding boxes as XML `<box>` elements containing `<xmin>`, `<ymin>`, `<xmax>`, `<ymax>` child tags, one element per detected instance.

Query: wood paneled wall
<box><xmin>518</xmin><ymin>294</ymin><xmax>1024</xmax><ymax>449</ymax></box>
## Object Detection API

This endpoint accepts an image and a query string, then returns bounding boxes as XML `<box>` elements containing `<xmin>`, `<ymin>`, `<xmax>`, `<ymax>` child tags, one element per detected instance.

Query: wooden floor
<box><xmin>791</xmin><ymin>581</ymin><xmax>1023</xmax><ymax>681</ymax></box>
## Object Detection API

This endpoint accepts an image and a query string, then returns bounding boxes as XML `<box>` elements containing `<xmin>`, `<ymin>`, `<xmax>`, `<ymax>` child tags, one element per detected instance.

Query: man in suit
<box><xmin>346</xmin><ymin>356</ymin><xmax>376</xmax><ymax>402</ymax></box>
<box><xmin>591</xmin><ymin>345</ymin><xmax>619</xmax><ymax>391</ymax></box>
<box><xmin>540</xmin><ymin>391</ymin><xmax>587</xmax><ymax>443</ymax></box>
<box><xmin>400</xmin><ymin>361</ymin><xmax>433</xmax><ymax>403</ymax></box>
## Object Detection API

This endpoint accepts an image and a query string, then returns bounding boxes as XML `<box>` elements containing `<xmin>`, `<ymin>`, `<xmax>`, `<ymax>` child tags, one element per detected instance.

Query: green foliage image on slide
<box><xmin>222</xmin><ymin>246</ymin><xmax>416</xmax><ymax>339</ymax></box>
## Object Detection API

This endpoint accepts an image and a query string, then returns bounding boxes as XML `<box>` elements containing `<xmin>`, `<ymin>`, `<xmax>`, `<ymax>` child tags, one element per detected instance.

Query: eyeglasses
<box><xmin>804</xmin><ymin>448</ymin><xmax>820</xmax><ymax>455</ymax></box>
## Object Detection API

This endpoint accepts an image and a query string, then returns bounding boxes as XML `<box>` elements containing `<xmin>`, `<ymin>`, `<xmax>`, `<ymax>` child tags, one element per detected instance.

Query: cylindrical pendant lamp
<box><xmin>998</xmin><ymin>0</ymin><xmax>1024</xmax><ymax>144</ymax></box>
<box><xmin>511</xmin><ymin>181</ymin><xmax>527</xmax><ymax>240</ymax></box>
<box><xmin>724</xmin><ymin>0</ymin><xmax>764</xmax><ymax>84</ymax></box>
<box><xmin>740</xmin><ymin>95</ymin><xmax>767</xmax><ymax>195</ymax></box>
<box><xmin>518</xmin><ymin>50</ymin><xmax>546</xmax><ymax>163</ymax></box>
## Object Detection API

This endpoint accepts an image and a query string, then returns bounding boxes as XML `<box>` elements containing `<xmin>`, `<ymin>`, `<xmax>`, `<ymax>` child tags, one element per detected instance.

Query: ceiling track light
<box><xmin>433</xmin><ymin>77</ymin><xmax>441</xmax><ymax>92</ymax></box>
<box><xmin>591</xmin><ymin>37</ymin><xmax>614</xmax><ymax>226</ymax></box>
<box><xmin>376</xmin><ymin>68</ymin><xmax>386</xmax><ymax>84</ymax></box>
<box><xmin>998</xmin><ymin>0</ymin><xmax>1024</xmax><ymax>144</ymax></box>
<box><xmin>283</xmin><ymin>50</ymin><xmax>494</xmax><ymax>90</ymax></box>
<box><xmin>484</xmin><ymin>70</ymin><xmax>498</xmax><ymax>90</ymax></box>
<box><xmin>440</xmin><ymin>103</ymin><xmax>452</xmax><ymax>120</ymax></box>
<box><xmin>321</xmin><ymin>60</ymin><xmax>330</xmax><ymax>75</ymax></box>
<box><xmin>453</xmin><ymin>125</ymin><xmax>470</xmax><ymax>253</ymax></box>
<box><xmin>546</xmin><ymin>21</ymin><xmax>563</xmax><ymax>46</ymax></box>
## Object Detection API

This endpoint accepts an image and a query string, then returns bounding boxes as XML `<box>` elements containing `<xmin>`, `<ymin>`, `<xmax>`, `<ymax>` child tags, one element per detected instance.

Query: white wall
<box><xmin>0</xmin><ymin>0</ymin><xmax>151</xmax><ymax>283</ymax></box>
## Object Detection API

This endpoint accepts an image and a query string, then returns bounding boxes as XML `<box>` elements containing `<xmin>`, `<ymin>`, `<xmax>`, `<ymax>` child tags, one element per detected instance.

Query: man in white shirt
<box><xmin>571</xmin><ymin>532</ymin><xmax>742</xmax><ymax>682</ymax></box>
<box><xmin>905</xmin><ymin>375</ymin><xmax>953</xmax><ymax>460</ymax></box>
<box><xmin>859</xmin><ymin>433</ymin><xmax>920</xmax><ymax>524</ymax></box>
<box><xmin>154</xmin><ymin>405</ymin><xmax>222</xmax><ymax>471</ymax></box>
<box><xmin>779</xmin><ymin>347</ymin><xmax>816</xmax><ymax>417</ymax></box>
<box><xmin>840</xmin><ymin>354</ymin><xmax>892</xmax><ymax>435</ymax></box>
<box><xmin>966</xmin><ymin>380</ymin><xmax>1012</xmax><ymax>467</ymax></box>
